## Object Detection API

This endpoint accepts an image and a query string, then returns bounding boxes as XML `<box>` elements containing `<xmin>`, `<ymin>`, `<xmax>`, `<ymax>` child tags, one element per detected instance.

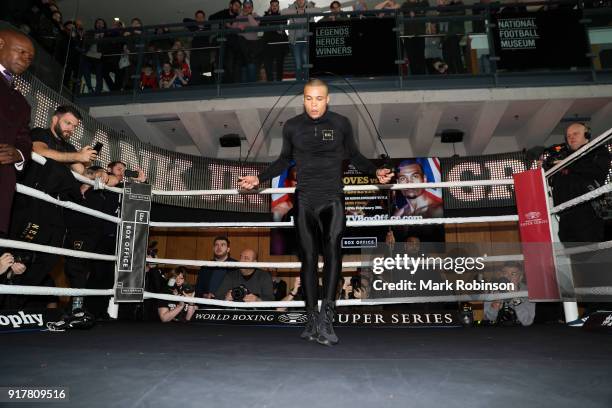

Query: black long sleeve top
<box><xmin>258</xmin><ymin>110</ymin><xmax>377</xmax><ymax>203</ymax></box>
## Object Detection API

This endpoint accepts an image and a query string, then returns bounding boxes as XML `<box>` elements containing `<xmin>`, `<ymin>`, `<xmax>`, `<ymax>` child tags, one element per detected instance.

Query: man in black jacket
<box><xmin>261</xmin><ymin>0</ymin><xmax>288</xmax><ymax>81</ymax></box>
<box><xmin>239</xmin><ymin>79</ymin><xmax>393</xmax><ymax>345</ymax></box>
<box><xmin>209</xmin><ymin>0</ymin><xmax>242</xmax><ymax>83</ymax></box>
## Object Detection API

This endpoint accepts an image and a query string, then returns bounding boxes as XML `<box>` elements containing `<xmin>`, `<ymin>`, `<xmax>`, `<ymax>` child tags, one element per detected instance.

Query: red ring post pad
<box><xmin>513</xmin><ymin>169</ymin><xmax>560</xmax><ymax>301</ymax></box>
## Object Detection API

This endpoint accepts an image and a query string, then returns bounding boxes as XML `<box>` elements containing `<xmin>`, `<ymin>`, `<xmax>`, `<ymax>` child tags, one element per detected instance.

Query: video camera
<box><xmin>542</xmin><ymin>143</ymin><xmax>571</xmax><ymax>170</ymax></box>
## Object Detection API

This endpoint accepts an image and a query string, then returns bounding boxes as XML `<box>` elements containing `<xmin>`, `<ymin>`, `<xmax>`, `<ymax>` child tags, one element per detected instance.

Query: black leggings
<box><xmin>295</xmin><ymin>195</ymin><xmax>345</xmax><ymax>309</ymax></box>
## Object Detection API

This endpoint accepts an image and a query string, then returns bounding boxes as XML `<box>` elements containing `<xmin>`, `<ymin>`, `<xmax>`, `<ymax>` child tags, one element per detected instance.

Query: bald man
<box><xmin>215</xmin><ymin>248</ymin><xmax>274</xmax><ymax>302</ymax></box>
<box><xmin>239</xmin><ymin>78</ymin><xmax>393</xmax><ymax>346</ymax></box>
<box><xmin>0</xmin><ymin>29</ymin><xmax>35</xmax><ymax>236</ymax></box>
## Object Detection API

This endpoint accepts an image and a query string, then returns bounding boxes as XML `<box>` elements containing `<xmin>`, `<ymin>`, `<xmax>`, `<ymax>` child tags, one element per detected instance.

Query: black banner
<box><xmin>0</xmin><ymin>309</ymin><xmax>62</xmax><ymax>331</ymax></box>
<box><xmin>583</xmin><ymin>311</ymin><xmax>612</xmax><ymax>333</ymax></box>
<box><xmin>192</xmin><ymin>309</ymin><xmax>460</xmax><ymax>327</ymax></box>
<box><xmin>310</xmin><ymin>18</ymin><xmax>397</xmax><ymax>76</ymax></box>
<box><xmin>492</xmin><ymin>10</ymin><xmax>590</xmax><ymax>70</ymax></box>
<box><xmin>115</xmin><ymin>182</ymin><xmax>152</xmax><ymax>302</ymax></box>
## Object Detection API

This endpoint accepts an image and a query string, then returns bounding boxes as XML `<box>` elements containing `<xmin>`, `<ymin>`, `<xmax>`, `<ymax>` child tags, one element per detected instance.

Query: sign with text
<box><xmin>310</xmin><ymin>18</ymin><xmax>396</xmax><ymax>76</ymax></box>
<box><xmin>193</xmin><ymin>309</ymin><xmax>460</xmax><ymax>327</ymax></box>
<box><xmin>492</xmin><ymin>10</ymin><xmax>590</xmax><ymax>70</ymax></box>
<box><xmin>115</xmin><ymin>182</ymin><xmax>152</xmax><ymax>302</ymax></box>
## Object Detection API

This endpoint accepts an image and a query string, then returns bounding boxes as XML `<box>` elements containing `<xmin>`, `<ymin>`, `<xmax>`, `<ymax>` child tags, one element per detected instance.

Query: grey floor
<box><xmin>1</xmin><ymin>322</ymin><xmax>611</xmax><ymax>408</ymax></box>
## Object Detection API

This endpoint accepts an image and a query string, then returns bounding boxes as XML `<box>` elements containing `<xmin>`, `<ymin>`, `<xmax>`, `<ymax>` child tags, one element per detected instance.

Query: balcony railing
<box><xmin>54</xmin><ymin>0</ymin><xmax>612</xmax><ymax>102</ymax></box>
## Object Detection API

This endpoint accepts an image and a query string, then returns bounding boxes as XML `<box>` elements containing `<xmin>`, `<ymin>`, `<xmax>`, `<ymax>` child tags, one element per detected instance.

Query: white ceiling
<box><xmin>89</xmin><ymin>84</ymin><xmax>612</xmax><ymax>161</ymax></box>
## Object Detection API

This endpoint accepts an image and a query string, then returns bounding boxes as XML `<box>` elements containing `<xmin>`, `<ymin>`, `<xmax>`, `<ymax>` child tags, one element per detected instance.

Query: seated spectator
<box><xmin>271</xmin><ymin>270</ymin><xmax>287</xmax><ymax>301</ymax></box>
<box><xmin>140</xmin><ymin>64</ymin><xmax>158</xmax><ymax>90</ymax></box>
<box><xmin>195</xmin><ymin>236</ymin><xmax>237</xmax><ymax>298</ymax></box>
<box><xmin>354</xmin><ymin>0</ymin><xmax>368</xmax><ymax>11</ymax></box>
<box><xmin>216</xmin><ymin>248</ymin><xmax>273</xmax><ymax>302</ymax></box>
<box><xmin>158</xmin><ymin>267</ymin><xmax>197</xmax><ymax>322</ymax></box>
<box><xmin>484</xmin><ymin>262</ymin><xmax>535</xmax><ymax>326</ymax></box>
<box><xmin>159</xmin><ymin>61</ymin><xmax>177</xmax><ymax>88</ymax></box>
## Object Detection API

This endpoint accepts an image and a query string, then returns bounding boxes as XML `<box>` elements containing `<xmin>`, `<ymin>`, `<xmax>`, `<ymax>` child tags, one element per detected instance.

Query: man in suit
<box><xmin>0</xmin><ymin>29</ymin><xmax>35</xmax><ymax>238</ymax></box>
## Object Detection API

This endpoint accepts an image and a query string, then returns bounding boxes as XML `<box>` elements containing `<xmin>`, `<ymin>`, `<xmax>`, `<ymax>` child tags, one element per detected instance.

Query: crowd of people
<box><xmin>5</xmin><ymin>0</ymin><xmax>601</xmax><ymax>94</ymax></box>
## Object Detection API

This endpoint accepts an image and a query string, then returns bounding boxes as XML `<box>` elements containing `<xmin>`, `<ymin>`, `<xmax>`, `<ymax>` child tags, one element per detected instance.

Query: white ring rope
<box><xmin>150</xmin><ymin>215</ymin><xmax>519</xmax><ymax>229</ymax></box>
<box><xmin>15</xmin><ymin>184</ymin><xmax>120</xmax><ymax>224</ymax></box>
<box><xmin>551</xmin><ymin>181</ymin><xmax>612</xmax><ymax>214</ymax></box>
<box><xmin>0</xmin><ymin>237</ymin><xmax>523</xmax><ymax>270</ymax></box>
<box><xmin>152</xmin><ymin>179</ymin><xmax>515</xmax><ymax>197</ymax></box>
<box><xmin>555</xmin><ymin>239</ymin><xmax>612</xmax><ymax>256</ymax></box>
<box><xmin>31</xmin><ymin>152</ymin><xmax>123</xmax><ymax>194</ymax></box>
<box><xmin>0</xmin><ymin>284</ymin><xmax>529</xmax><ymax>307</ymax></box>
<box><xmin>0</xmin><ymin>238</ymin><xmax>116</xmax><ymax>262</ymax></box>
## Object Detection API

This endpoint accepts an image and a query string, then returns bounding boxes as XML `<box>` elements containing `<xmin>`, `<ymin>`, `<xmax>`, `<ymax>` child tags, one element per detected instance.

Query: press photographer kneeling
<box><xmin>157</xmin><ymin>267</ymin><xmax>197</xmax><ymax>323</ymax></box>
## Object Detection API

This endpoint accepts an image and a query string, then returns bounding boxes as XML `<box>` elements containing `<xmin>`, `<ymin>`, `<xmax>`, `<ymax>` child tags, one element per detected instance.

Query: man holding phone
<box><xmin>8</xmin><ymin>105</ymin><xmax>98</xmax><ymax>305</ymax></box>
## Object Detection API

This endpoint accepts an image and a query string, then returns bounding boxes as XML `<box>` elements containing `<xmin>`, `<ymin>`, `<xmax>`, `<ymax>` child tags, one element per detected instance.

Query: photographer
<box><xmin>158</xmin><ymin>267</ymin><xmax>197</xmax><ymax>323</ymax></box>
<box><xmin>484</xmin><ymin>262</ymin><xmax>535</xmax><ymax>326</ymax></box>
<box><xmin>216</xmin><ymin>248</ymin><xmax>273</xmax><ymax>302</ymax></box>
<box><xmin>544</xmin><ymin>122</ymin><xmax>610</xmax><ymax>243</ymax></box>
<box><xmin>83</xmin><ymin>160</ymin><xmax>147</xmax><ymax>318</ymax></box>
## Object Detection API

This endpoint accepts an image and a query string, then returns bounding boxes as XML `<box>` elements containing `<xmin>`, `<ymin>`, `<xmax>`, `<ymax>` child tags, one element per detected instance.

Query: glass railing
<box><xmin>55</xmin><ymin>0</ymin><xmax>612</xmax><ymax>101</ymax></box>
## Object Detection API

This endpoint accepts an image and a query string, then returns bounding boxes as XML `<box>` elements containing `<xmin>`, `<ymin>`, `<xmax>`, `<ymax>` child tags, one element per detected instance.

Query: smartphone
<box><xmin>124</xmin><ymin>169</ymin><xmax>139</xmax><ymax>178</ymax></box>
<box><xmin>93</xmin><ymin>142</ymin><xmax>103</xmax><ymax>154</ymax></box>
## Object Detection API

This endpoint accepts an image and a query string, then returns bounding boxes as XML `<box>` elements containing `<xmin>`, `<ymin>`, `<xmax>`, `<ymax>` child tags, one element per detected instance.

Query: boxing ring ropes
<box><xmin>1</xmin><ymin>127</ymin><xmax>612</xmax><ymax>322</ymax></box>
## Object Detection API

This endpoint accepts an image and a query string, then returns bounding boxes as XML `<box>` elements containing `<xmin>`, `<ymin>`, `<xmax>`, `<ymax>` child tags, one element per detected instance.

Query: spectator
<box><xmin>187</xmin><ymin>10</ymin><xmax>214</xmax><ymax>85</ymax></box>
<box><xmin>210</xmin><ymin>0</ymin><xmax>243</xmax><ymax>83</ymax></box>
<box><xmin>261</xmin><ymin>0</ymin><xmax>289</xmax><ymax>82</ymax></box>
<box><xmin>83</xmin><ymin>160</ymin><xmax>146</xmax><ymax>318</ymax></box>
<box><xmin>158</xmin><ymin>267</ymin><xmax>197</xmax><ymax>322</ymax></box>
<box><xmin>437</xmin><ymin>0</ymin><xmax>465</xmax><ymax>74</ymax></box>
<box><xmin>231</xmin><ymin>0</ymin><xmax>261</xmax><ymax>82</ymax></box>
<box><xmin>401</xmin><ymin>0</ymin><xmax>429</xmax><ymax>75</ymax></box>
<box><xmin>216</xmin><ymin>248</ymin><xmax>274</xmax><ymax>302</ymax></box>
<box><xmin>271</xmin><ymin>270</ymin><xmax>287</xmax><ymax>300</ymax></box>
<box><xmin>195</xmin><ymin>236</ymin><xmax>238</xmax><ymax>298</ymax></box>
<box><xmin>140</xmin><ymin>64</ymin><xmax>158</xmax><ymax>89</ymax></box>
<box><xmin>375</xmin><ymin>0</ymin><xmax>401</xmax><ymax>12</ymax></box>
<box><xmin>172</xmin><ymin>49</ymin><xmax>191</xmax><ymax>86</ymax></box>
<box><xmin>80</xmin><ymin>18</ymin><xmax>115</xmax><ymax>93</ymax></box>
<box><xmin>354</xmin><ymin>0</ymin><xmax>368</xmax><ymax>11</ymax></box>
<box><xmin>118</xmin><ymin>17</ymin><xmax>144</xmax><ymax>91</ymax></box>
<box><xmin>159</xmin><ymin>61</ymin><xmax>177</xmax><ymax>88</ymax></box>
<box><xmin>0</xmin><ymin>251</ymin><xmax>28</xmax><ymax>310</ymax></box>
<box><xmin>0</xmin><ymin>29</ymin><xmax>35</xmax><ymax>238</ymax></box>
<box><xmin>323</xmin><ymin>1</ymin><xmax>348</xmax><ymax>21</ymax></box>
<box><xmin>9</xmin><ymin>105</ymin><xmax>91</xmax><ymax>308</ymax></box>
<box><xmin>282</xmin><ymin>0</ymin><xmax>321</xmax><ymax>81</ymax></box>
<box><xmin>484</xmin><ymin>262</ymin><xmax>535</xmax><ymax>326</ymax></box>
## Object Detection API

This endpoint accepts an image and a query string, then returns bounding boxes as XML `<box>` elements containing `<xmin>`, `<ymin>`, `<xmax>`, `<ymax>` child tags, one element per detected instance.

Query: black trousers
<box><xmin>83</xmin><ymin>234</ymin><xmax>116</xmax><ymax>318</ymax></box>
<box><xmin>404</xmin><ymin>37</ymin><xmax>426</xmax><ymax>75</ymax></box>
<box><xmin>264</xmin><ymin>44</ymin><xmax>287</xmax><ymax>81</ymax></box>
<box><xmin>295</xmin><ymin>195</ymin><xmax>345</xmax><ymax>309</ymax></box>
<box><xmin>64</xmin><ymin>228</ymin><xmax>104</xmax><ymax>289</ymax></box>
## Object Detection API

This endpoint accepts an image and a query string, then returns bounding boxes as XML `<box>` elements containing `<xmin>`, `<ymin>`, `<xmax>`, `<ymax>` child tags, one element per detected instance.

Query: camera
<box><xmin>542</xmin><ymin>143</ymin><xmax>570</xmax><ymax>170</ymax></box>
<box><xmin>124</xmin><ymin>169</ymin><xmax>139</xmax><ymax>178</ymax></box>
<box><xmin>231</xmin><ymin>285</ymin><xmax>250</xmax><ymax>302</ymax></box>
<box><xmin>181</xmin><ymin>283</ymin><xmax>195</xmax><ymax>295</ymax></box>
<box><xmin>13</xmin><ymin>253</ymin><xmax>32</xmax><ymax>266</ymax></box>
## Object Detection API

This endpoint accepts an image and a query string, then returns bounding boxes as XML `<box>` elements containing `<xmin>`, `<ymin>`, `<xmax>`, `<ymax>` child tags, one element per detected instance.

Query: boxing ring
<box><xmin>1</xmin><ymin>129</ymin><xmax>612</xmax><ymax>407</ymax></box>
